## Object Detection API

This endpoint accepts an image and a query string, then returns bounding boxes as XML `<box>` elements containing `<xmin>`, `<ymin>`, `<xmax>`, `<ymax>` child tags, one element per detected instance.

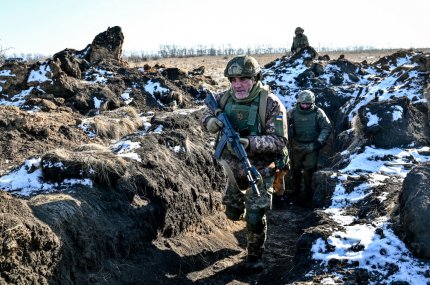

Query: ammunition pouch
<box><xmin>274</xmin><ymin>147</ymin><xmax>289</xmax><ymax>170</ymax></box>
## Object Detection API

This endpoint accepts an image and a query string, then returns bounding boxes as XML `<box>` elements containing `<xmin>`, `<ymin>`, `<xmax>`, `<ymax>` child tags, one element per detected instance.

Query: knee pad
<box><xmin>246</xmin><ymin>211</ymin><xmax>265</xmax><ymax>233</ymax></box>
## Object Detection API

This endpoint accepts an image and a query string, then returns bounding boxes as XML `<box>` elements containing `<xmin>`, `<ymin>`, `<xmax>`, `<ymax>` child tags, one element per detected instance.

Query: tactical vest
<box><xmin>219</xmin><ymin>88</ymin><xmax>270</xmax><ymax>136</ymax></box>
<box><xmin>219</xmin><ymin>88</ymin><xmax>289</xmax><ymax>170</ymax></box>
<box><xmin>293</xmin><ymin>35</ymin><xmax>308</xmax><ymax>50</ymax></box>
<box><xmin>291</xmin><ymin>107</ymin><xmax>319</xmax><ymax>143</ymax></box>
<box><xmin>223</xmin><ymin>95</ymin><xmax>262</xmax><ymax>136</ymax></box>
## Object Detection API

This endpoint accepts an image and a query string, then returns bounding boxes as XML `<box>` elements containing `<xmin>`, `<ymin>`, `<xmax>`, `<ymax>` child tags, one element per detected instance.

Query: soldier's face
<box><xmin>230</xmin><ymin>77</ymin><xmax>254</xmax><ymax>99</ymax></box>
<box><xmin>299</xmin><ymin>103</ymin><xmax>312</xmax><ymax>110</ymax></box>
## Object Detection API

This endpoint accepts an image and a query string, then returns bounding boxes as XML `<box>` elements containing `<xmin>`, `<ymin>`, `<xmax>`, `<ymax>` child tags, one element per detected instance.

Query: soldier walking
<box><xmin>287</xmin><ymin>90</ymin><xmax>331</xmax><ymax>207</ymax></box>
<box><xmin>201</xmin><ymin>55</ymin><xmax>289</xmax><ymax>271</ymax></box>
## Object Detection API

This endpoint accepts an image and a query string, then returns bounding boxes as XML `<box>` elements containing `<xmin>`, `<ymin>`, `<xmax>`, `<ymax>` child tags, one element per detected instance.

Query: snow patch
<box><xmin>0</xmin><ymin>158</ymin><xmax>93</xmax><ymax>197</ymax></box>
<box><xmin>28</xmin><ymin>63</ymin><xmax>52</xmax><ymax>83</ymax></box>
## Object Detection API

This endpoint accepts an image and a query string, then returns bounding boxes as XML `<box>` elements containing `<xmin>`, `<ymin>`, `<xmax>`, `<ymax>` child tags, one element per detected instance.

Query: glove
<box><xmin>206</xmin><ymin>117</ymin><xmax>224</xmax><ymax>133</ymax></box>
<box><xmin>239</xmin><ymin>137</ymin><xmax>249</xmax><ymax>150</ymax></box>
<box><xmin>313</xmin><ymin>141</ymin><xmax>323</xmax><ymax>151</ymax></box>
<box><xmin>227</xmin><ymin>137</ymin><xmax>250</xmax><ymax>156</ymax></box>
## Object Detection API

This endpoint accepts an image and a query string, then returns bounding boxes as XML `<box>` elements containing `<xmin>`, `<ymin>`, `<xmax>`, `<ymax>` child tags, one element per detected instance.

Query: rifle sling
<box><xmin>218</xmin><ymin>159</ymin><xmax>246</xmax><ymax>194</ymax></box>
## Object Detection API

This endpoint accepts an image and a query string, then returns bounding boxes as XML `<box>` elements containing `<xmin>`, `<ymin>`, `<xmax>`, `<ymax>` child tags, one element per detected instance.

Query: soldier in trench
<box><xmin>287</xmin><ymin>90</ymin><xmax>332</xmax><ymax>207</ymax></box>
<box><xmin>201</xmin><ymin>55</ymin><xmax>289</xmax><ymax>271</ymax></box>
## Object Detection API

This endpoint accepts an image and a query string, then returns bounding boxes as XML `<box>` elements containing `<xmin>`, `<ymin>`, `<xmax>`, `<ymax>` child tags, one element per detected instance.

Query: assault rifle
<box><xmin>205</xmin><ymin>93</ymin><xmax>262</xmax><ymax>197</ymax></box>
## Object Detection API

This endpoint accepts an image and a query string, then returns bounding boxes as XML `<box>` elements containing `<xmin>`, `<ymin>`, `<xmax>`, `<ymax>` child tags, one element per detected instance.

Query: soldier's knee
<box><xmin>225</xmin><ymin>205</ymin><xmax>244</xmax><ymax>221</ymax></box>
<box><xmin>246</xmin><ymin>211</ymin><xmax>265</xmax><ymax>233</ymax></box>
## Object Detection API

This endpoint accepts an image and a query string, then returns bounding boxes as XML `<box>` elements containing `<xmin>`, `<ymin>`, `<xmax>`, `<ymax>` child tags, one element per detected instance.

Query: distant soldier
<box><xmin>201</xmin><ymin>55</ymin><xmax>289</xmax><ymax>271</ymax></box>
<box><xmin>291</xmin><ymin>27</ymin><xmax>309</xmax><ymax>54</ymax></box>
<box><xmin>288</xmin><ymin>90</ymin><xmax>331</xmax><ymax>207</ymax></box>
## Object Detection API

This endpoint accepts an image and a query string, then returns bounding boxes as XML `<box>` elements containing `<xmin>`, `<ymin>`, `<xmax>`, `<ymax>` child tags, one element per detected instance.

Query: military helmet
<box><xmin>297</xmin><ymin>90</ymin><xmax>315</xmax><ymax>104</ymax></box>
<box><xmin>224</xmin><ymin>55</ymin><xmax>261</xmax><ymax>80</ymax></box>
<box><xmin>295</xmin><ymin>27</ymin><xmax>304</xmax><ymax>33</ymax></box>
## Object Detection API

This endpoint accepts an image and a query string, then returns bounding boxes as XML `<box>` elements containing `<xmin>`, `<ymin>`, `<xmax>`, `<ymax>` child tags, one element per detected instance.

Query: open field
<box><xmin>136</xmin><ymin>48</ymin><xmax>430</xmax><ymax>91</ymax></box>
<box><xmin>139</xmin><ymin>48</ymin><xmax>430</xmax><ymax>69</ymax></box>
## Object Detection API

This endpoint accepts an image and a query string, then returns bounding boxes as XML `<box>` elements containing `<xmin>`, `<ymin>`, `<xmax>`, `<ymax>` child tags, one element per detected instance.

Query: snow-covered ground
<box><xmin>311</xmin><ymin>146</ymin><xmax>430</xmax><ymax>284</ymax></box>
<box><xmin>262</xmin><ymin>50</ymin><xmax>430</xmax><ymax>284</ymax></box>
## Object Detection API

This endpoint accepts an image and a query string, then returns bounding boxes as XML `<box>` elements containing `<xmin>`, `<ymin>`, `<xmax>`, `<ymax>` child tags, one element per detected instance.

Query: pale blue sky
<box><xmin>1</xmin><ymin>0</ymin><xmax>429</xmax><ymax>56</ymax></box>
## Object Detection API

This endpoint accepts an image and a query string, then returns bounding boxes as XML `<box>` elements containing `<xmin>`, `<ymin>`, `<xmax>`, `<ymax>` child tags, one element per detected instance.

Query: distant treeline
<box><xmin>0</xmin><ymin>51</ymin><xmax>46</xmax><ymax>64</ymax></box>
<box><xmin>122</xmin><ymin>44</ymin><xmax>382</xmax><ymax>62</ymax></box>
<box><xmin>123</xmin><ymin>45</ymin><xmax>289</xmax><ymax>62</ymax></box>
<box><xmin>1</xmin><ymin>45</ymin><xmax>290</xmax><ymax>64</ymax></box>
<box><xmin>2</xmin><ymin>43</ymin><xmax>415</xmax><ymax>65</ymax></box>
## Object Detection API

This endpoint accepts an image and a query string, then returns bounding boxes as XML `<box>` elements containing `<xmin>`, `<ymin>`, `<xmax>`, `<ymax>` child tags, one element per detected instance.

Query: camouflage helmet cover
<box><xmin>295</xmin><ymin>27</ymin><xmax>304</xmax><ymax>33</ymax></box>
<box><xmin>297</xmin><ymin>90</ymin><xmax>315</xmax><ymax>104</ymax></box>
<box><xmin>224</xmin><ymin>55</ymin><xmax>261</xmax><ymax>78</ymax></box>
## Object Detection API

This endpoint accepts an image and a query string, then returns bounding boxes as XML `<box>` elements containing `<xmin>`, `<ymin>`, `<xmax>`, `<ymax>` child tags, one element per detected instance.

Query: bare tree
<box><xmin>133</xmin><ymin>43</ymin><xmax>290</xmax><ymax>60</ymax></box>
<box><xmin>0</xmin><ymin>40</ymin><xmax>9</xmax><ymax>65</ymax></box>
<box><xmin>0</xmin><ymin>40</ymin><xmax>19</xmax><ymax>65</ymax></box>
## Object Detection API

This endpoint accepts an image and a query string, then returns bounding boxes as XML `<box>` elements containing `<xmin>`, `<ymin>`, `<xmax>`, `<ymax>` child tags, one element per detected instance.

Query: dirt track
<box><xmin>148</xmin><ymin>203</ymin><xmax>315</xmax><ymax>285</ymax></box>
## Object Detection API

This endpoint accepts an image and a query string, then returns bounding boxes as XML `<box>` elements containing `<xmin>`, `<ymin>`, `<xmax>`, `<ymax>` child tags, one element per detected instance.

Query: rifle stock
<box><xmin>205</xmin><ymin>93</ymin><xmax>262</xmax><ymax>197</ymax></box>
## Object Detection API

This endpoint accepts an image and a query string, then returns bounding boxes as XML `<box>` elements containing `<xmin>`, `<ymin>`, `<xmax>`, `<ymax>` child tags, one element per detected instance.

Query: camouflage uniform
<box><xmin>291</xmin><ymin>27</ymin><xmax>309</xmax><ymax>53</ymax></box>
<box><xmin>424</xmin><ymin>84</ymin><xmax>430</xmax><ymax>125</ymax></box>
<box><xmin>201</xmin><ymin>56</ymin><xmax>288</xmax><ymax>262</ymax></box>
<box><xmin>288</xmin><ymin>90</ymin><xmax>331</xmax><ymax>205</ymax></box>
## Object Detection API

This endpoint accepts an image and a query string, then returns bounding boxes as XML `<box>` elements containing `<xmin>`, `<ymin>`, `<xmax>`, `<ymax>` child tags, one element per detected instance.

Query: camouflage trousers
<box><xmin>291</xmin><ymin>144</ymin><xmax>318</xmax><ymax>202</ymax></box>
<box><xmin>222</xmin><ymin>175</ymin><xmax>274</xmax><ymax>259</ymax></box>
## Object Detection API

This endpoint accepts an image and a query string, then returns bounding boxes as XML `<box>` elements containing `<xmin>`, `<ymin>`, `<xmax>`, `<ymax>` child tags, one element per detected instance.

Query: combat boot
<box><xmin>245</xmin><ymin>255</ymin><xmax>264</xmax><ymax>272</ymax></box>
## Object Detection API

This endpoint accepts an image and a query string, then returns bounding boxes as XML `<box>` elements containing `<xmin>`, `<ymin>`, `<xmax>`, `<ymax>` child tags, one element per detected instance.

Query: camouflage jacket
<box><xmin>291</xmin><ymin>34</ymin><xmax>309</xmax><ymax>52</ymax></box>
<box><xmin>201</xmin><ymin>87</ymin><xmax>288</xmax><ymax>186</ymax></box>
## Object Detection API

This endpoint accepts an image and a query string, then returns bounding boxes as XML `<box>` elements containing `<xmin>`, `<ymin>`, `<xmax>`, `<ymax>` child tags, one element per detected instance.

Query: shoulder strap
<box><xmin>258</xmin><ymin>88</ymin><xmax>269</xmax><ymax>127</ymax></box>
<box><xmin>220</xmin><ymin>88</ymin><xmax>269</xmax><ymax>127</ymax></box>
<box><xmin>219</xmin><ymin>91</ymin><xmax>231</xmax><ymax>110</ymax></box>
<box><xmin>314</xmin><ymin>106</ymin><xmax>322</xmax><ymax>130</ymax></box>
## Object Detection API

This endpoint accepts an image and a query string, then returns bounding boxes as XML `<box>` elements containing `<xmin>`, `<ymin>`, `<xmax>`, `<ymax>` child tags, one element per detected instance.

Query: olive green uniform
<box><xmin>291</xmin><ymin>34</ymin><xmax>309</xmax><ymax>53</ymax></box>
<box><xmin>201</xmin><ymin>82</ymin><xmax>288</xmax><ymax>260</ymax></box>
<box><xmin>288</xmin><ymin>105</ymin><xmax>331</xmax><ymax>204</ymax></box>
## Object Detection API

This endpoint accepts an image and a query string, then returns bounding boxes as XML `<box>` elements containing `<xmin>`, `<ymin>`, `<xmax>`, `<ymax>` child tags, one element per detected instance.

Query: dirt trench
<box><xmin>151</xmin><ymin>205</ymin><xmax>315</xmax><ymax>285</ymax></box>
<box><xmin>23</xmin><ymin>189</ymin><xmax>314</xmax><ymax>285</ymax></box>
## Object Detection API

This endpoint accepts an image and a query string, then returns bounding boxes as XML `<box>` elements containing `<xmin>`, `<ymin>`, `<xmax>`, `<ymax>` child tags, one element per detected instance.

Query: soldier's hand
<box><xmin>206</xmin><ymin>117</ymin><xmax>224</xmax><ymax>133</ymax></box>
<box><xmin>239</xmin><ymin>137</ymin><xmax>249</xmax><ymax>150</ymax></box>
<box><xmin>227</xmin><ymin>137</ymin><xmax>249</xmax><ymax>156</ymax></box>
<box><xmin>313</xmin><ymin>141</ymin><xmax>323</xmax><ymax>151</ymax></box>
